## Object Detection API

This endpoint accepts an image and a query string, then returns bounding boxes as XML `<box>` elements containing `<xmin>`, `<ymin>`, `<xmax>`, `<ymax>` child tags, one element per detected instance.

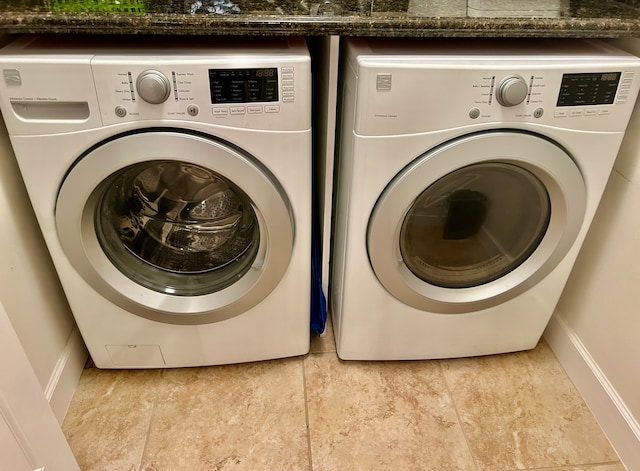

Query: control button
<box><xmin>115</xmin><ymin>105</ymin><xmax>127</xmax><ymax>118</ymax></box>
<box><xmin>282</xmin><ymin>85</ymin><xmax>295</xmax><ymax>91</ymax></box>
<box><xmin>187</xmin><ymin>105</ymin><xmax>199</xmax><ymax>116</ymax></box>
<box><xmin>533</xmin><ymin>108</ymin><xmax>544</xmax><ymax>118</ymax></box>
<box><xmin>281</xmin><ymin>73</ymin><xmax>294</xmax><ymax>80</ymax></box>
<box><xmin>230</xmin><ymin>106</ymin><xmax>246</xmax><ymax>115</ymax></box>
<box><xmin>282</xmin><ymin>96</ymin><xmax>295</xmax><ymax>102</ymax></box>
<box><xmin>265</xmin><ymin>105</ymin><xmax>280</xmax><ymax>113</ymax></box>
<box><xmin>599</xmin><ymin>108</ymin><xmax>612</xmax><ymax>116</ymax></box>
<box><xmin>496</xmin><ymin>75</ymin><xmax>528</xmax><ymax>107</ymax></box>
<box><xmin>570</xmin><ymin>110</ymin><xmax>583</xmax><ymax>117</ymax></box>
<box><xmin>554</xmin><ymin>110</ymin><xmax>568</xmax><ymax>118</ymax></box>
<box><xmin>213</xmin><ymin>107</ymin><xmax>229</xmax><ymax>115</ymax></box>
<box><xmin>281</xmin><ymin>66</ymin><xmax>294</xmax><ymax>73</ymax></box>
<box><xmin>585</xmin><ymin>109</ymin><xmax>598</xmax><ymax>117</ymax></box>
<box><xmin>281</xmin><ymin>79</ymin><xmax>295</xmax><ymax>87</ymax></box>
<box><xmin>136</xmin><ymin>70</ymin><xmax>171</xmax><ymax>104</ymax></box>
<box><xmin>469</xmin><ymin>108</ymin><xmax>481</xmax><ymax>119</ymax></box>
<box><xmin>248</xmin><ymin>106</ymin><xmax>263</xmax><ymax>114</ymax></box>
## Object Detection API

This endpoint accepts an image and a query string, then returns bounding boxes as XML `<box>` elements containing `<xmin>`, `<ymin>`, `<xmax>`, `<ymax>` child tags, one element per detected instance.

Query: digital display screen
<box><xmin>209</xmin><ymin>68</ymin><xmax>279</xmax><ymax>104</ymax></box>
<box><xmin>557</xmin><ymin>72</ymin><xmax>621</xmax><ymax>107</ymax></box>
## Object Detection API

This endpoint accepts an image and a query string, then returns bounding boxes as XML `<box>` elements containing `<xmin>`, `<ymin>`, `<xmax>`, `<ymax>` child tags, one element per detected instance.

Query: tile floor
<box><xmin>62</xmin><ymin>316</ymin><xmax>626</xmax><ymax>471</ymax></box>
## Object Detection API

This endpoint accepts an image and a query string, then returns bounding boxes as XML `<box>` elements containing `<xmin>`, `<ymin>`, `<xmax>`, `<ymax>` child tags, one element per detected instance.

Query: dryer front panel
<box><xmin>56</xmin><ymin>129</ymin><xmax>294</xmax><ymax>324</ymax></box>
<box><xmin>367</xmin><ymin>131</ymin><xmax>585</xmax><ymax>313</ymax></box>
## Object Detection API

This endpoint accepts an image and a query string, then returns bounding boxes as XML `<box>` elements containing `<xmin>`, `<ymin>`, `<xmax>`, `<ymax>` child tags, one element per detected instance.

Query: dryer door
<box><xmin>56</xmin><ymin>129</ymin><xmax>294</xmax><ymax>325</ymax></box>
<box><xmin>367</xmin><ymin>131</ymin><xmax>586</xmax><ymax>314</ymax></box>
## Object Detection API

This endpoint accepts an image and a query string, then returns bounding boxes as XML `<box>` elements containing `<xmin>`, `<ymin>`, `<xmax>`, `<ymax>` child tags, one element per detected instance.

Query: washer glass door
<box><xmin>367</xmin><ymin>131</ymin><xmax>586</xmax><ymax>313</ymax></box>
<box><xmin>95</xmin><ymin>160</ymin><xmax>259</xmax><ymax>296</ymax></box>
<box><xmin>56</xmin><ymin>129</ymin><xmax>294</xmax><ymax>324</ymax></box>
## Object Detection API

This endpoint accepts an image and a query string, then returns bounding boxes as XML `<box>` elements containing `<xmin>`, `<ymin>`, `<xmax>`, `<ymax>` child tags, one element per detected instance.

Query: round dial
<box><xmin>136</xmin><ymin>70</ymin><xmax>171</xmax><ymax>104</ymax></box>
<box><xmin>496</xmin><ymin>75</ymin><xmax>528</xmax><ymax>107</ymax></box>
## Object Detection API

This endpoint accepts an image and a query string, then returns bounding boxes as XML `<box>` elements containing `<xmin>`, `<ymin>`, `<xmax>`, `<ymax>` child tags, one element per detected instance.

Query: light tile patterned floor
<box><xmin>62</xmin><ymin>316</ymin><xmax>626</xmax><ymax>471</ymax></box>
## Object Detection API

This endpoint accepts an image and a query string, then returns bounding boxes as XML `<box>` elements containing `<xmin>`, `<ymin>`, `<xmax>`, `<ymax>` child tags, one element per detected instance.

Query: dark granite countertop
<box><xmin>1</xmin><ymin>1</ymin><xmax>640</xmax><ymax>37</ymax></box>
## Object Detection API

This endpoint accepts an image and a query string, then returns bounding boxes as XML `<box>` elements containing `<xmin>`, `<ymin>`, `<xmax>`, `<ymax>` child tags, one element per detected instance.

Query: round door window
<box><xmin>367</xmin><ymin>131</ymin><xmax>586</xmax><ymax>313</ymax></box>
<box><xmin>56</xmin><ymin>129</ymin><xmax>295</xmax><ymax>322</ymax></box>
<box><xmin>94</xmin><ymin>160</ymin><xmax>259</xmax><ymax>296</ymax></box>
<box><xmin>399</xmin><ymin>162</ymin><xmax>551</xmax><ymax>288</ymax></box>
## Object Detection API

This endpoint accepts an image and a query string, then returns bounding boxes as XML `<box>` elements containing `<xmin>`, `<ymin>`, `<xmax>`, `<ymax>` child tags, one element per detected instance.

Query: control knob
<box><xmin>136</xmin><ymin>70</ymin><xmax>171</xmax><ymax>104</ymax></box>
<box><xmin>496</xmin><ymin>75</ymin><xmax>528</xmax><ymax>107</ymax></box>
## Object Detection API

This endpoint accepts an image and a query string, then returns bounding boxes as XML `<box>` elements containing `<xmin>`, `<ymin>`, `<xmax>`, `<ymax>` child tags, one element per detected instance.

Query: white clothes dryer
<box><xmin>0</xmin><ymin>35</ymin><xmax>312</xmax><ymax>368</ymax></box>
<box><xmin>331</xmin><ymin>38</ymin><xmax>640</xmax><ymax>360</ymax></box>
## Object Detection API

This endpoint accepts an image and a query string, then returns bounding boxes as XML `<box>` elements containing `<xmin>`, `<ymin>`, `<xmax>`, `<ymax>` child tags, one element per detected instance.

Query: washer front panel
<box><xmin>367</xmin><ymin>131</ymin><xmax>586</xmax><ymax>314</ymax></box>
<box><xmin>56</xmin><ymin>129</ymin><xmax>294</xmax><ymax>324</ymax></box>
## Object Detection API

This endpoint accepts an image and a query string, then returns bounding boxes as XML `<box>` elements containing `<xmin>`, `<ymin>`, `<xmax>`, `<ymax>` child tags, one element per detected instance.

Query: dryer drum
<box><xmin>442</xmin><ymin>189</ymin><xmax>488</xmax><ymax>240</ymax></box>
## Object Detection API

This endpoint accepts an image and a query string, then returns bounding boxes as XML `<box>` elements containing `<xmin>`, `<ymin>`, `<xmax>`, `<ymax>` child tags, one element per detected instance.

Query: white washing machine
<box><xmin>331</xmin><ymin>38</ymin><xmax>640</xmax><ymax>360</ymax></box>
<box><xmin>0</xmin><ymin>35</ymin><xmax>311</xmax><ymax>368</ymax></box>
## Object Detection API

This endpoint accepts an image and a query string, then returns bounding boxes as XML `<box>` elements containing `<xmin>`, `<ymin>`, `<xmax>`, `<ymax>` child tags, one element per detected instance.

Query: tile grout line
<box><xmin>437</xmin><ymin>360</ymin><xmax>482</xmax><ymax>471</ymax></box>
<box><xmin>136</xmin><ymin>368</ymin><xmax>164</xmax><ymax>471</ymax></box>
<box><xmin>302</xmin><ymin>354</ymin><xmax>314</xmax><ymax>471</ymax></box>
<box><xmin>500</xmin><ymin>461</ymin><xmax>626</xmax><ymax>471</ymax></box>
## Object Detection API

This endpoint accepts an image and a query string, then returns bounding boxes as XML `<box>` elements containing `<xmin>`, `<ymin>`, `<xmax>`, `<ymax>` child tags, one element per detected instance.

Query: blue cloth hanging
<box><xmin>310</xmin><ymin>208</ymin><xmax>327</xmax><ymax>335</ymax></box>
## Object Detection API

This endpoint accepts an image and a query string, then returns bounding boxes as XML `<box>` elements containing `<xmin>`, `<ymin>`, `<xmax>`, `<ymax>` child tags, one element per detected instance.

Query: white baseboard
<box><xmin>544</xmin><ymin>314</ymin><xmax>640</xmax><ymax>470</ymax></box>
<box><xmin>44</xmin><ymin>325</ymin><xmax>88</xmax><ymax>425</ymax></box>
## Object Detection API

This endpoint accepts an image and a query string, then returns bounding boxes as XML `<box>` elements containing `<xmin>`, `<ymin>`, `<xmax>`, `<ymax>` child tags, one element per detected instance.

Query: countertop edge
<box><xmin>1</xmin><ymin>13</ymin><xmax>640</xmax><ymax>38</ymax></box>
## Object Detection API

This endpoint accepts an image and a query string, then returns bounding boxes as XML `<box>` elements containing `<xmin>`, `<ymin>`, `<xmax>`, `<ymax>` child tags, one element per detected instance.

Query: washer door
<box><xmin>56</xmin><ymin>129</ymin><xmax>294</xmax><ymax>325</ymax></box>
<box><xmin>367</xmin><ymin>131</ymin><xmax>586</xmax><ymax>313</ymax></box>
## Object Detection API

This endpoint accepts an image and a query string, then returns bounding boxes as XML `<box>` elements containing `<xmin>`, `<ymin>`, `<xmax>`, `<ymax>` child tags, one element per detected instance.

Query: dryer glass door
<box><xmin>400</xmin><ymin>162</ymin><xmax>551</xmax><ymax>288</ymax></box>
<box><xmin>367</xmin><ymin>131</ymin><xmax>586</xmax><ymax>314</ymax></box>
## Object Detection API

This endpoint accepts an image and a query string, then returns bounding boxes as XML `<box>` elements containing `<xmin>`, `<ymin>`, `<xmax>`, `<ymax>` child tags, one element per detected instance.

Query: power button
<box><xmin>187</xmin><ymin>105</ymin><xmax>199</xmax><ymax>116</ymax></box>
<box><xmin>114</xmin><ymin>106</ymin><xmax>127</xmax><ymax>118</ymax></box>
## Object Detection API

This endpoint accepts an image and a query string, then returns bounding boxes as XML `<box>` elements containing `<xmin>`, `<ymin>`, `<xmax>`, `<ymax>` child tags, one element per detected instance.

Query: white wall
<box><xmin>0</xmin><ymin>34</ymin><xmax>86</xmax><ymax>421</ymax></box>
<box><xmin>545</xmin><ymin>37</ymin><xmax>640</xmax><ymax>470</ymax></box>
<box><xmin>0</xmin><ymin>112</ymin><xmax>79</xmax><ymax>385</ymax></box>
<box><xmin>0</xmin><ymin>299</ymin><xmax>80</xmax><ymax>470</ymax></box>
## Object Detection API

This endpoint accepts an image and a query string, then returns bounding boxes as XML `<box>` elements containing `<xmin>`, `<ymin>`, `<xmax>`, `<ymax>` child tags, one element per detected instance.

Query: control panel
<box><xmin>0</xmin><ymin>37</ymin><xmax>311</xmax><ymax>136</ymax></box>
<box><xmin>463</xmin><ymin>69</ymin><xmax>635</xmax><ymax>125</ymax></box>
<box><xmin>91</xmin><ymin>59</ymin><xmax>307</xmax><ymax>130</ymax></box>
<box><xmin>355</xmin><ymin>63</ymin><xmax>640</xmax><ymax>136</ymax></box>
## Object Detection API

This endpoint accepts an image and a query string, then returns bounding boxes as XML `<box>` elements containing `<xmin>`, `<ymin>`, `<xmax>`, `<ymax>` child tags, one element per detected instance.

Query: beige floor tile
<box><xmin>305</xmin><ymin>353</ymin><xmax>477</xmax><ymax>471</ymax></box>
<box><xmin>309</xmin><ymin>312</ymin><xmax>336</xmax><ymax>354</ymax></box>
<box><xmin>62</xmin><ymin>368</ymin><xmax>163</xmax><ymax>471</ymax></box>
<box><xmin>140</xmin><ymin>357</ymin><xmax>309</xmax><ymax>471</ymax></box>
<box><xmin>441</xmin><ymin>341</ymin><xmax>620</xmax><ymax>471</ymax></box>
